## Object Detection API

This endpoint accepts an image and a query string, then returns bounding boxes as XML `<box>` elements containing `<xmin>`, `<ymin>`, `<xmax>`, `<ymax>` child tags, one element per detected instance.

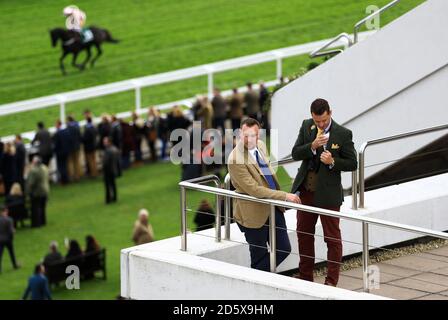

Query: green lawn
<box><xmin>0</xmin><ymin>0</ymin><xmax>425</xmax><ymax>137</ymax></box>
<box><xmin>0</xmin><ymin>160</ymin><xmax>293</xmax><ymax>300</ymax></box>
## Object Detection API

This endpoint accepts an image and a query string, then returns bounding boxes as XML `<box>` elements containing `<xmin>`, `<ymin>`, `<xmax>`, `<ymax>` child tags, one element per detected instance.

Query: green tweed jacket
<box><xmin>291</xmin><ymin>118</ymin><xmax>357</xmax><ymax>207</ymax></box>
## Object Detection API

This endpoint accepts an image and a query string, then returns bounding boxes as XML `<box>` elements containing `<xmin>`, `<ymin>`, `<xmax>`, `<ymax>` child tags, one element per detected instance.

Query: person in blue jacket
<box><xmin>22</xmin><ymin>264</ymin><xmax>52</xmax><ymax>300</ymax></box>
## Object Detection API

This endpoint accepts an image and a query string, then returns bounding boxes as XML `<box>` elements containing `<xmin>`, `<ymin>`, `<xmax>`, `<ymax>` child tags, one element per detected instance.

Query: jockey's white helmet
<box><xmin>63</xmin><ymin>5</ymin><xmax>79</xmax><ymax>16</ymax></box>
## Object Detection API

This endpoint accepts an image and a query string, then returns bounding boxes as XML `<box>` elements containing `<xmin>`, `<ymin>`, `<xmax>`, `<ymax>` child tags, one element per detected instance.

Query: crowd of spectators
<box><xmin>1</xmin><ymin>81</ymin><xmax>271</xmax><ymax>186</ymax></box>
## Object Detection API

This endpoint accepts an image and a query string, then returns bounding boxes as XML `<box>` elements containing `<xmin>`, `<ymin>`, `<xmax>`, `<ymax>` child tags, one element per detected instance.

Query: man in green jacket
<box><xmin>291</xmin><ymin>98</ymin><xmax>357</xmax><ymax>287</ymax></box>
<box><xmin>26</xmin><ymin>156</ymin><xmax>50</xmax><ymax>228</ymax></box>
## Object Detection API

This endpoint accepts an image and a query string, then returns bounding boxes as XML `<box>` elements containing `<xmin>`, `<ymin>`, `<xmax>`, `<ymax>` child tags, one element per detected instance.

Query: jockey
<box><xmin>63</xmin><ymin>5</ymin><xmax>86</xmax><ymax>31</ymax></box>
<box><xmin>63</xmin><ymin>5</ymin><xmax>93</xmax><ymax>42</ymax></box>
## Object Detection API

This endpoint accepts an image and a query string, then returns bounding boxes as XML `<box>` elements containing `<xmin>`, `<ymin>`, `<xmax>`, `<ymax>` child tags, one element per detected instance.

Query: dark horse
<box><xmin>50</xmin><ymin>26</ymin><xmax>118</xmax><ymax>75</ymax></box>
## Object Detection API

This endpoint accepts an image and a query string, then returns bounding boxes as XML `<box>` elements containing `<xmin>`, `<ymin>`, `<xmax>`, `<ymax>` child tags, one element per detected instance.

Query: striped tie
<box><xmin>255</xmin><ymin>150</ymin><xmax>277</xmax><ymax>190</ymax></box>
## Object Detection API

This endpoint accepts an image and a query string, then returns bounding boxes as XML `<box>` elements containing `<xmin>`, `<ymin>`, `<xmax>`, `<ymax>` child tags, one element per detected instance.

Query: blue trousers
<box><xmin>238</xmin><ymin>209</ymin><xmax>291</xmax><ymax>272</ymax></box>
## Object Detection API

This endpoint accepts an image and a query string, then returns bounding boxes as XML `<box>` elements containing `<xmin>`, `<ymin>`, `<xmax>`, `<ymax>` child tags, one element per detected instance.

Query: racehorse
<box><xmin>50</xmin><ymin>26</ymin><xmax>119</xmax><ymax>75</ymax></box>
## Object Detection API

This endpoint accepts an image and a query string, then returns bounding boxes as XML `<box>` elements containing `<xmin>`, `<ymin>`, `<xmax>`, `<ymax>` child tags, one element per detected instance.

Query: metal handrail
<box><xmin>358</xmin><ymin>124</ymin><xmax>448</xmax><ymax>208</ymax></box>
<box><xmin>272</xmin><ymin>155</ymin><xmax>295</xmax><ymax>167</ymax></box>
<box><xmin>179</xmin><ymin>180</ymin><xmax>448</xmax><ymax>292</ymax></box>
<box><xmin>352</xmin><ymin>170</ymin><xmax>358</xmax><ymax>210</ymax></box>
<box><xmin>180</xmin><ymin>175</ymin><xmax>221</xmax><ymax>251</ymax></box>
<box><xmin>353</xmin><ymin>0</ymin><xmax>400</xmax><ymax>44</ymax></box>
<box><xmin>224</xmin><ymin>174</ymin><xmax>232</xmax><ymax>240</ymax></box>
<box><xmin>309</xmin><ymin>33</ymin><xmax>352</xmax><ymax>58</ymax></box>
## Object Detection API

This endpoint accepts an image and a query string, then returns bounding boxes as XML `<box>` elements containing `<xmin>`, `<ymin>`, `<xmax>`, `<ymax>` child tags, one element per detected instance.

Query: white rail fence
<box><xmin>0</xmin><ymin>31</ymin><xmax>373</xmax><ymax>142</ymax></box>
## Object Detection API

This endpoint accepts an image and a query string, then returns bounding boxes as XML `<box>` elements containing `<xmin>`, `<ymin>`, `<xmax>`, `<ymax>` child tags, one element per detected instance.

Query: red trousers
<box><xmin>296</xmin><ymin>188</ymin><xmax>342</xmax><ymax>286</ymax></box>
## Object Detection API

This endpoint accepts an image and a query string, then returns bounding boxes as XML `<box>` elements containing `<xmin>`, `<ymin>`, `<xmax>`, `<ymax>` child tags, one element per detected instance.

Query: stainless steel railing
<box><xmin>358</xmin><ymin>124</ymin><xmax>448</xmax><ymax>208</ymax></box>
<box><xmin>179</xmin><ymin>180</ymin><xmax>448</xmax><ymax>292</ymax></box>
<box><xmin>309</xmin><ymin>33</ymin><xmax>352</xmax><ymax>58</ymax></box>
<box><xmin>353</xmin><ymin>0</ymin><xmax>400</xmax><ymax>44</ymax></box>
<box><xmin>224</xmin><ymin>173</ymin><xmax>232</xmax><ymax>240</ymax></box>
<box><xmin>180</xmin><ymin>175</ymin><xmax>221</xmax><ymax>251</ymax></box>
<box><xmin>309</xmin><ymin>0</ymin><xmax>400</xmax><ymax>60</ymax></box>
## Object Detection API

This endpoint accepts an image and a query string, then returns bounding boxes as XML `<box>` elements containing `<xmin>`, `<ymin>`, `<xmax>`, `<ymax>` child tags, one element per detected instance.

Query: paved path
<box><xmin>315</xmin><ymin>246</ymin><xmax>448</xmax><ymax>299</ymax></box>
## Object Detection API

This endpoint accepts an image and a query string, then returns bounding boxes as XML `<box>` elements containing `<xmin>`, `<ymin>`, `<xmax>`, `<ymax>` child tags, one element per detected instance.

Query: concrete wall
<box><xmin>271</xmin><ymin>0</ymin><xmax>448</xmax><ymax>187</ymax></box>
<box><xmin>121</xmin><ymin>249</ymin><xmax>382</xmax><ymax>300</ymax></box>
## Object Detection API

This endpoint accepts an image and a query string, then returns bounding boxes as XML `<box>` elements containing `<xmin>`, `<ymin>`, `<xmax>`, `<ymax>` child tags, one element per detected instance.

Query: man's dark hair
<box><xmin>310</xmin><ymin>98</ymin><xmax>330</xmax><ymax>115</ymax></box>
<box><xmin>246</xmin><ymin>82</ymin><xmax>252</xmax><ymax>88</ymax></box>
<box><xmin>87</xmin><ymin>117</ymin><xmax>92</xmax><ymax>124</ymax></box>
<box><xmin>241</xmin><ymin>117</ymin><xmax>261</xmax><ymax>128</ymax></box>
<box><xmin>34</xmin><ymin>264</ymin><xmax>43</xmax><ymax>274</ymax></box>
<box><xmin>67</xmin><ymin>115</ymin><xmax>75</xmax><ymax>122</ymax></box>
<box><xmin>37</xmin><ymin>122</ymin><xmax>44</xmax><ymax>129</ymax></box>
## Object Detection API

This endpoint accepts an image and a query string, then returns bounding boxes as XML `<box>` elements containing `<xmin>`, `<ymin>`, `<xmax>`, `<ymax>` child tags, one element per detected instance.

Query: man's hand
<box><xmin>311</xmin><ymin>134</ymin><xmax>329</xmax><ymax>151</ymax></box>
<box><xmin>285</xmin><ymin>193</ymin><xmax>301</xmax><ymax>204</ymax></box>
<box><xmin>320</xmin><ymin>150</ymin><xmax>334</xmax><ymax>165</ymax></box>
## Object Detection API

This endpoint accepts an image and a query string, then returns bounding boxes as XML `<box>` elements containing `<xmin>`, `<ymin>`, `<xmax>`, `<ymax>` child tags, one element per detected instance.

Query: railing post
<box><xmin>353</xmin><ymin>27</ymin><xmax>359</xmax><ymax>45</ymax></box>
<box><xmin>207</xmin><ymin>68</ymin><xmax>214</xmax><ymax>99</ymax></box>
<box><xmin>224</xmin><ymin>174</ymin><xmax>231</xmax><ymax>240</ymax></box>
<box><xmin>60</xmin><ymin>101</ymin><xmax>66</xmax><ymax>125</ymax></box>
<box><xmin>362</xmin><ymin>222</ymin><xmax>370</xmax><ymax>292</ymax></box>
<box><xmin>57</xmin><ymin>95</ymin><xmax>67</xmax><ymax>124</ymax></box>
<box><xmin>352</xmin><ymin>170</ymin><xmax>358</xmax><ymax>210</ymax></box>
<box><xmin>269</xmin><ymin>204</ymin><xmax>277</xmax><ymax>273</ymax></box>
<box><xmin>215</xmin><ymin>194</ymin><xmax>222</xmax><ymax>242</ymax></box>
<box><xmin>344</xmin><ymin>35</ymin><xmax>352</xmax><ymax>49</ymax></box>
<box><xmin>359</xmin><ymin>149</ymin><xmax>366</xmax><ymax>208</ymax></box>
<box><xmin>309</xmin><ymin>33</ymin><xmax>351</xmax><ymax>57</ymax></box>
<box><xmin>276</xmin><ymin>58</ymin><xmax>282</xmax><ymax>80</ymax></box>
<box><xmin>135</xmin><ymin>86</ymin><xmax>141</xmax><ymax>112</ymax></box>
<box><xmin>180</xmin><ymin>186</ymin><xmax>187</xmax><ymax>251</ymax></box>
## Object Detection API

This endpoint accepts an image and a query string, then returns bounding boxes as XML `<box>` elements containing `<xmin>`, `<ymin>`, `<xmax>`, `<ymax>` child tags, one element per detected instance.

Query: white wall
<box><xmin>122</xmin><ymin>249</ymin><xmax>383</xmax><ymax>300</ymax></box>
<box><xmin>271</xmin><ymin>0</ymin><xmax>448</xmax><ymax>187</ymax></box>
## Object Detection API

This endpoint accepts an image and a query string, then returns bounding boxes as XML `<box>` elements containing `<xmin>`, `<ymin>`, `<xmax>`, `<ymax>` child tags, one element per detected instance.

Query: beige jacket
<box><xmin>132</xmin><ymin>221</ymin><xmax>154</xmax><ymax>245</ymax></box>
<box><xmin>228</xmin><ymin>140</ymin><xmax>287</xmax><ymax>228</ymax></box>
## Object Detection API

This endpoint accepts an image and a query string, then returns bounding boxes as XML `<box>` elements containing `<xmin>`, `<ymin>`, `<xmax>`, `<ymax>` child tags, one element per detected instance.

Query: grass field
<box><xmin>0</xmin><ymin>160</ymin><xmax>292</xmax><ymax>300</ymax></box>
<box><xmin>0</xmin><ymin>0</ymin><xmax>425</xmax><ymax>137</ymax></box>
<box><xmin>0</xmin><ymin>0</ymin><xmax>426</xmax><ymax>300</ymax></box>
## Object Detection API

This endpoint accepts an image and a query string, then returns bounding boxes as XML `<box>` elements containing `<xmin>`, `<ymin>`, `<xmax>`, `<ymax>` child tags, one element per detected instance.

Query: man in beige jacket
<box><xmin>228</xmin><ymin>118</ymin><xmax>300</xmax><ymax>271</ymax></box>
